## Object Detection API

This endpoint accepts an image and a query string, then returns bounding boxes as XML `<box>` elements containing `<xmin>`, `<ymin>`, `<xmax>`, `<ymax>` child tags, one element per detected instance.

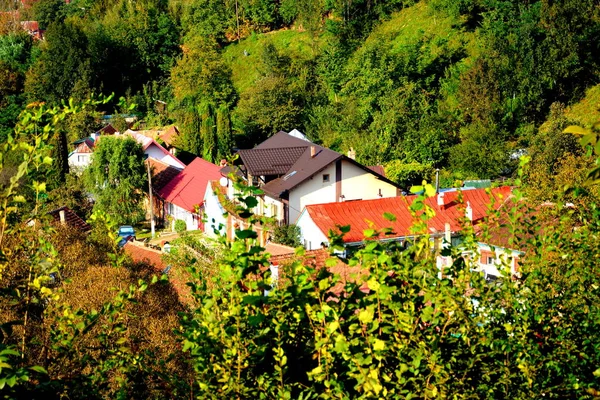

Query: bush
<box><xmin>271</xmin><ymin>224</ymin><xmax>301</xmax><ymax>247</ymax></box>
<box><xmin>174</xmin><ymin>219</ymin><xmax>187</xmax><ymax>234</ymax></box>
<box><xmin>384</xmin><ymin>160</ymin><xmax>434</xmax><ymax>189</ymax></box>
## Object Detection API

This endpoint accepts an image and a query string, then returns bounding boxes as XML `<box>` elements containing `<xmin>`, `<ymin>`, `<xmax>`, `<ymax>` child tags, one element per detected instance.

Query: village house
<box><xmin>68</xmin><ymin>125</ymin><xmax>185</xmax><ymax>172</ymax></box>
<box><xmin>295</xmin><ymin>186</ymin><xmax>519</xmax><ymax>280</ymax></box>
<box><xmin>157</xmin><ymin>157</ymin><xmax>222</xmax><ymax>231</ymax></box>
<box><xmin>210</xmin><ymin>129</ymin><xmax>401</xmax><ymax>238</ymax></box>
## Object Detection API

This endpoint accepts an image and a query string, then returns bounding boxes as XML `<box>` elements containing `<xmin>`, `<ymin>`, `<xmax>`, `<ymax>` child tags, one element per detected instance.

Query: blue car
<box><xmin>118</xmin><ymin>225</ymin><xmax>136</xmax><ymax>246</ymax></box>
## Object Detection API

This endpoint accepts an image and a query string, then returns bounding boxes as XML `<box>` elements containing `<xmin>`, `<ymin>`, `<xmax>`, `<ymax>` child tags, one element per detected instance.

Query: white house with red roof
<box><xmin>123</xmin><ymin>130</ymin><xmax>185</xmax><ymax>169</ymax></box>
<box><xmin>68</xmin><ymin>137</ymin><xmax>96</xmax><ymax>171</ymax></box>
<box><xmin>157</xmin><ymin>157</ymin><xmax>222</xmax><ymax>231</ymax></box>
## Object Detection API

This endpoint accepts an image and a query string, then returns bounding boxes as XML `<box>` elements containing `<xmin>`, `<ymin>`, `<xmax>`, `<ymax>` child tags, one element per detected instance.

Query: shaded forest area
<box><xmin>1</xmin><ymin>0</ymin><xmax>600</xmax><ymax>189</ymax></box>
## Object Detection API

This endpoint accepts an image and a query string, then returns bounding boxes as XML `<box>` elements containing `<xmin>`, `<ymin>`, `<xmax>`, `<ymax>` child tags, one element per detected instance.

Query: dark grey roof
<box><xmin>261</xmin><ymin>146</ymin><xmax>342</xmax><ymax>198</ymax></box>
<box><xmin>237</xmin><ymin>131</ymin><xmax>401</xmax><ymax>199</ymax></box>
<box><xmin>238</xmin><ymin>146</ymin><xmax>307</xmax><ymax>176</ymax></box>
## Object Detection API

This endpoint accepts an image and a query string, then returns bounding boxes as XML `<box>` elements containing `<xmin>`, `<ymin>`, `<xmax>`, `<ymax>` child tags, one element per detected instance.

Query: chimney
<box><xmin>310</xmin><ymin>146</ymin><xmax>317</xmax><ymax>158</ymax></box>
<box><xmin>444</xmin><ymin>222</ymin><xmax>451</xmax><ymax>244</ymax></box>
<box><xmin>91</xmin><ymin>132</ymin><xmax>99</xmax><ymax>141</ymax></box>
<box><xmin>347</xmin><ymin>147</ymin><xmax>356</xmax><ymax>160</ymax></box>
<box><xmin>435</xmin><ymin>168</ymin><xmax>440</xmax><ymax>193</ymax></box>
<box><xmin>59</xmin><ymin>210</ymin><xmax>66</xmax><ymax>225</ymax></box>
<box><xmin>437</xmin><ymin>192</ymin><xmax>445</xmax><ymax>208</ymax></box>
<box><xmin>465</xmin><ymin>201</ymin><xmax>473</xmax><ymax>221</ymax></box>
<box><xmin>219</xmin><ymin>159</ymin><xmax>227</xmax><ymax>167</ymax></box>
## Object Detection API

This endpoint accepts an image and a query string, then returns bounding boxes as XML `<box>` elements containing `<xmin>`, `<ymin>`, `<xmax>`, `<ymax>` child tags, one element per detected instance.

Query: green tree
<box><xmin>171</xmin><ymin>35</ymin><xmax>236</xmax><ymax>157</ymax></box>
<box><xmin>24</xmin><ymin>21</ymin><xmax>92</xmax><ymax>104</ymax></box>
<box><xmin>84</xmin><ymin>136</ymin><xmax>147</xmax><ymax>225</ymax></box>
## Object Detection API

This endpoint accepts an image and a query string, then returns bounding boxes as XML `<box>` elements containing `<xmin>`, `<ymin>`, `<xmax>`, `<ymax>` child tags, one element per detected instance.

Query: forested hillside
<box><xmin>2</xmin><ymin>0</ymin><xmax>599</xmax><ymax>186</ymax></box>
<box><xmin>4</xmin><ymin>1</ymin><xmax>600</xmax><ymax>398</ymax></box>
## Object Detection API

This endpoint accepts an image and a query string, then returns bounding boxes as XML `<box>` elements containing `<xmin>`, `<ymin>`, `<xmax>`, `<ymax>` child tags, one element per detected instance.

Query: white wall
<box><xmin>68</xmin><ymin>152</ymin><xmax>92</xmax><ymax>171</ymax></box>
<box><xmin>340</xmin><ymin>160</ymin><xmax>397</xmax><ymax>201</ymax></box>
<box><xmin>145</xmin><ymin>144</ymin><xmax>185</xmax><ymax>168</ymax></box>
<box><xmin>289</xmin><ymin>163</ymin><xmax>337</xmax><ymax>223</ymax></box>
<box><xmin>167</xmin><ymin>203</ymin><xmax>198</xmax><ymax>231</ymax></box>
<box><xmin>296</xmin><ymin>209</ymin><xmax>329</xmax><ymax>251</ymax></box>
<box><xmin>203</xmin><ymin>184</ymin><xmax>227</xmax><ymax>237</ymax></box>
<box><xmin>263</xmin><ymin>195</ymin><xmax>285</xmax><ymax>222</ymax></box>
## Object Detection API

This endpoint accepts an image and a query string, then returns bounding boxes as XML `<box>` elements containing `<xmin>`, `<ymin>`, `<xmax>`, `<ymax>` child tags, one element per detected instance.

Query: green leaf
<box><xmin>383</xmin><ymin>212</ymin><xmax>396</xmax><ymax>222</ymax></box>
<box><xmin>564</xmin><ymin>125</ymin><xmax>590</xmax><ymax>135</ymax></box>
<box><xmin>243</xmin><ymin>196</ymin><xmax>258</xmax><ymax>208</ymax></box>
<box><xmin>29</xmin><ymin>365</ymin><xmax>47</xmax><ymax>374</ymax></box>
<box><xmin>236</xmin><ymin>229</ymin><xmax>257</xmax><ymax>239</ymax></box>
<box><xmin>359</xmin><ymin>308</ymin><xmax>374</xmax><ymax>324</ymax></box>
<box><xmin>373</xmin><ymin>339</ymin><xmax>385</xmax><ymax>351</ymax></box>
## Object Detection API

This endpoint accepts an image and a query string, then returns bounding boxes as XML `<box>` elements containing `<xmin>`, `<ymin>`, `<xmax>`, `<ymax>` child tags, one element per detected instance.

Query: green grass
<box><xmin>223</xmin><ymin>28</ymin><xmax>319</xmax><ymax>93</ymax></box>
<box><xmin>564</xmin><ymin>84</ymin><xmax>600</xmax><ymax>128</ymax></box>
<box><xmin>361</xmin><ymin>2</ymin><xmax>476</xmax><ymax>58</ymax></box>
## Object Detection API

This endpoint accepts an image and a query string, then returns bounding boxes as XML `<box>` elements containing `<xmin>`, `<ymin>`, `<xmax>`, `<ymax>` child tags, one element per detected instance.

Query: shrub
<box><xmin>174</xmin><ymin>219</ymin><xmax>187</xmax><ymax>234</ymax></box>
<box><xmin>271</xmin><ymin>224</ymin><xmax>301</xmax><ymax>247</ymax></box>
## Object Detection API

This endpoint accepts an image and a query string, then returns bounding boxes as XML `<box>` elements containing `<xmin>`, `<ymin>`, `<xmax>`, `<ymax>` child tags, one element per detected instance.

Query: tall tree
<box><xmin>83</xmin><ymin>136</ymin><xmax>147</xmax><ymax>225</ymax></box>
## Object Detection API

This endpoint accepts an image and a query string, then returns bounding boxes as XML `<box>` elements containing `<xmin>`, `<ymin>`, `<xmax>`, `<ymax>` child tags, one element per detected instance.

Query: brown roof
<box><xmin>368</xmin><ymin>165</ymin><xmax>386</xmax><ymax>177</ymax></box>
<box><xmin>148</xmin><ymin>158</ymin><xmax>182</xmax><ymax>192</ymax></box>
<box><xmin>270</xmin><ymin>248</ymin><xmax>368</xmax><ymax>295</ymax></box>
<box><xmin>238</xmin><ymin>146</ymin><xmax>307</xmax><ymax>176</ymax></box>
<box><xmin>47</xmin><ymin>206</ymin><xmax>91</xmax><ymax>232</ymax></box>
<box><xmin>160</xmin><ymin>126</ymin><xmax>179</xmax><ymax>146</ymax></box>
<box><xmin>238</xmin><ymin>131</ymin><xmax>400</xmax><ymax>199</ymax></box>
<box><xmin>74</xmin><ymin>138</ymin><xmax>94</xmax><ymax>153</ymax></box>
<box><xmin>98</xmin><ymin>124</ymin><xmax>118</xmax><ymax>135</ymax></box>
<box><xmin>264</xmin><ymin>242</ymin><xmax>295</xmax><ymax>256</ymax></box>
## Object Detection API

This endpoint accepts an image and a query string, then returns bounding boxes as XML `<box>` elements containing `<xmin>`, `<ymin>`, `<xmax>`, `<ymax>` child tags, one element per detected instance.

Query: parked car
<box><xmin>118</xmin><ymin>225</ymin><xmax>136</xmax><ymax>242</ymax></box>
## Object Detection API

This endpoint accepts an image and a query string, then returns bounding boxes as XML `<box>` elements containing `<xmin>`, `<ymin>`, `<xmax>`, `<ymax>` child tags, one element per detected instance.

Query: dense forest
<box><xmin>2</xmin><ymin>0</ymin><xmax>600</xmax><ymax>398</ymax></box>
<box><xmin>1</xmin><ymin>0</ymin><xmax>600</xmax><ymax>188</ymax></box>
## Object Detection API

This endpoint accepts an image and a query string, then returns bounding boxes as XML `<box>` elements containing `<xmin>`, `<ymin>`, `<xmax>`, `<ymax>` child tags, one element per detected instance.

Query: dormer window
<box><xmin>323</xmin><ymin>174</ymin><xmax>330</xmax><ymax>183</ymax></box>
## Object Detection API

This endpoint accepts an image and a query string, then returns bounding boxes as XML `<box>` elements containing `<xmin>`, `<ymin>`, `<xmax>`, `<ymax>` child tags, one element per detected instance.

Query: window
<box><xmin>77</xmin><ymin>155</ymin><xmax>86</xmax><ymax>163</ymax></box>
<box><xmin>322</xmin><ymin>174</ymin><xmax>330</xmax><ymax>183</ymax></box>
<box><xmin>487</xmin><ymin>256</ymin><xmax>495</xmax><ymax>265</ymax></box>
<box><xmin>272</xmin><ymin>204</ymin><xmax>279</xmax><ymax>219</ymax></box>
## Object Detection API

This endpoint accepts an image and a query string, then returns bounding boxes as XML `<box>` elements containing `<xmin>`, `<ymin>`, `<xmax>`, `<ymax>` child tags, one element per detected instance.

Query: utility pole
<box><xmin>146</xmin><ymin>160</ymin><xmax>155</xmax><ymax>238</ymax></box>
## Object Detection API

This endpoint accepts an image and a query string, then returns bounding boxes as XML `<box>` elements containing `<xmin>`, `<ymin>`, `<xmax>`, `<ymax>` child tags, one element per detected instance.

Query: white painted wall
<box><xmin>203</xmin><ymin>184</ymin><xmax>227</xmax><ymax>237</ymax></box>
<box><xmin>263</xmin><ymin>195</ymin><xmax>285</xmax><ymax>222</ymax></box>
<box><xmin>296</xmin><ymin>209</ymin><xmax>329</xmax><ymax>251</ymax></box>
<box><xmin>145</xmin><ymin>144</ymin><xmax>185</xmax><ymax>168</ymax></box>
<box><xmin>340</xmin><ymin>160</ymin><xmax>397</xmax><ymax>201</ymax></box>
<box><xmin>68</xmin><ymin>152</ymin><xmax>92</xmax><ymax>171</ymax></box>
<box><xmin>167</xmin><ymin>203</ymin><xmax>198</xmax><ymax>231</ymax></box>
<box><xmin>476</xmin><ymin>243</ymin><xmax>521</xmax><ymax>278</ymax></box>
<box><xmin>289</xmin><ymin>163</ymin><xmax>337</xmax><ymax>223</ymax></box>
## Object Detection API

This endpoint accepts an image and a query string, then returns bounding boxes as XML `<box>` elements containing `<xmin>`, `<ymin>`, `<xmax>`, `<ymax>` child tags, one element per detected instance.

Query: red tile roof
<box><xmin>269</xmin><ymin>249</ymin><xmax>368</xmax><ymax>295</ymax></box>
<box><xmin>148</xmin><ymin>158</ymin><xmax>182</xmax><ymax>192</ymax></box>
<box><xmin>264</xmin><ymin>242</ymin><xmax>295</xmax><ymax>256</ymax></box>
<box><xmin>47</xmin><ymin>206</ymin><xmax>91</xmax><ymax>232</ymax></box>
<box><xmin>304</xmin><ymin>187</ymin><xmax>513</xmax><ymax>243</ymax></box>
<box><xmin>157</xmin><ymin>157</ymin><xmax>222</xmax><ymax>213</ymax></box>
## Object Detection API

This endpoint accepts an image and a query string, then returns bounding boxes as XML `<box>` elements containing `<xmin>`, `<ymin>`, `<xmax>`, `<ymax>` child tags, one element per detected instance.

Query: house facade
<box><xmin>67</xmin><ymin>138</ymin><xmax>95</xmax><ymax>171</ymax></box>
<box><xmin>296</xmin><ymin>187</ymin><xmax>517</xmax><ymax>280</ymax></box>
<box><xmin>216</xmin><ymin>130</ymin><xmax>402</xmax><ymax>228</ymax></box>
<box><xmin>157</xmin><ymin>157</ymin><xmax>221</xmax><ymax>231</ymax></box>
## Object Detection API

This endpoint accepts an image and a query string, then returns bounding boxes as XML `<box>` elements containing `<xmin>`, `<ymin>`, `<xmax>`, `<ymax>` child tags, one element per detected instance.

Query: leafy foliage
<box><xmin>83</xmin><ymin>136</ymin><xmax>147</xmax><ymax>225</ymax></box>
<box><xmin>271</xmin><ymin>223</ymin><xmax>301</xmax><ymax>247</ymax></box>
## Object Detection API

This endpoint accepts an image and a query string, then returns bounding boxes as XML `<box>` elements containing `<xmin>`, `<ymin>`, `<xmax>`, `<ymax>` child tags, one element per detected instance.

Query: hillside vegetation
<box><xmin>1</xmin><ymin>0</ymin><xmax>599</xmax><ymax>186</ymax></box>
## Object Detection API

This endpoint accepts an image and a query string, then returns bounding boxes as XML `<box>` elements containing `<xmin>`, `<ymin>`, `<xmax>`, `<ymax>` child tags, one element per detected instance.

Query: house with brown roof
<box><xmin>217</xmin><ymin>130</ymin><xmax>403</xmax><ymax>229</ymax></box>
<box><xmin>67</xmin><ymin>137</ymin><xmax>95</xmax><ymax>171</ymax></box>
